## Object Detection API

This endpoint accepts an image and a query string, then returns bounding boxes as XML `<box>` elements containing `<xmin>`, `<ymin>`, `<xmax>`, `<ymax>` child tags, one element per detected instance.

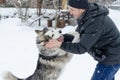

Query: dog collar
<box><xmin>39</xmin><ymin>54</ymin><xmax>58</xmax><ymax>60</ymax></box>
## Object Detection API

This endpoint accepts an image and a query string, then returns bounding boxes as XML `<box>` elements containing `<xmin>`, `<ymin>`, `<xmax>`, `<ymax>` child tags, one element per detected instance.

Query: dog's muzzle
<box><xmin>45</xmin><ymin>36</ymin><xmax>52</xmax><ymax>42</ymax></box>
<box><xmin>36</xmin><ymin>36</ymin><xmax>52</xmax><ymax>44</ymax></box>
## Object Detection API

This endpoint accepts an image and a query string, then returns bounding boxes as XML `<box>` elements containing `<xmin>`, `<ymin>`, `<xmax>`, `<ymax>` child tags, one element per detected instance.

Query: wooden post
<box><xmin>37</xmin><ymin>0</ymin><xmax>43</xmax><ymax>26</ymax></box>
<box><xmin>47</xmin><ymin>19</ymin><xmax>52</xmax><ymax>27</ymax></box>
<box><xmin>62</xmin><ymin>0</ymin><xmax>67</xmax><ymax>10</ymax></box>
<box><xmin>57</xmin><ymin>19</ymin><xmax>65</xmax><ymax>28</ymax></box>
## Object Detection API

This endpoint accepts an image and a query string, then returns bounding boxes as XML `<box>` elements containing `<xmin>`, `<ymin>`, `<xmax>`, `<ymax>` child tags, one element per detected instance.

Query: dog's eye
<box><xmin>59</xmin><ymin>30</ymin><xmax>62</xmax><ymax>33</ymax></box>
<box><xmin>52</xmin><ymin>34</ymin><xmax>54</xmax><ymax>37</ymax></box>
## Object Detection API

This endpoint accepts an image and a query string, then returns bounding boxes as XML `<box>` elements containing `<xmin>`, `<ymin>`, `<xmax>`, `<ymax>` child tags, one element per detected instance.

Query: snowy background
<box><xmin>0</xmin><ymin>8</ymin><xmax>120</xmax><ymax>80</ymax></box>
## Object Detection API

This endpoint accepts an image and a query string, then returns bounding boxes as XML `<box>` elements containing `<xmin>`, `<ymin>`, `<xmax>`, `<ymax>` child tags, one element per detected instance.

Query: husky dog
<box><xmin>4</xmin><ymin>28</ymin><xmax>80</xmax><ymax>80</ymax></box>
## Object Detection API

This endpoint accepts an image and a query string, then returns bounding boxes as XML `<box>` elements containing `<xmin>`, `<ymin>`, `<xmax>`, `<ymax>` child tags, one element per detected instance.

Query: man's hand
<box><xmin>45</xmin><ymin>39</ymin><xmax>62</xmax><ymax>49</ymax></box>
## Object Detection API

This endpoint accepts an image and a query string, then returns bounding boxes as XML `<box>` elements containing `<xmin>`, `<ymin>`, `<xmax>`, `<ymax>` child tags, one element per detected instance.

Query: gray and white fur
<box><xmin>3</xmin><ymin>28</ymin><xmax>80</xmax><ymax>80</ymax></box>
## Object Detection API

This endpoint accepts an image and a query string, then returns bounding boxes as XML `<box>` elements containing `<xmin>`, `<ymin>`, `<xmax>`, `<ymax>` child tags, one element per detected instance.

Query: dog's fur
<box><xmin>3</xmin><ymin>28</ymin><xmax>80</xmax><ymax>80</ymax></box>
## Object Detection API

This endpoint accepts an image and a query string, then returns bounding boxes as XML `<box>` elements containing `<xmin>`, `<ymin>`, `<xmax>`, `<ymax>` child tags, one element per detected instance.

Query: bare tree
<box><xmin>9</xmin><ymin>0</ymin><xmax>32</xmax><ymax>22</ymax></box>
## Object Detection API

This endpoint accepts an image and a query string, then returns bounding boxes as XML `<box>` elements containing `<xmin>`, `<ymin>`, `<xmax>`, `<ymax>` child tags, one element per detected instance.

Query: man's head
<box><xmin>68</xmin><ymin>0</ymin><xmax>88</xmax><ymax>19</ymax></box>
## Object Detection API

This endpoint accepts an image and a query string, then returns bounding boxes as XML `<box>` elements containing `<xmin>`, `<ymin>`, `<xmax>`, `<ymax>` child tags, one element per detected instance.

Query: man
<box><xmin>45</xmin><ymin>0</ymin><xmax>120</xmax><ymax>80</ymax></box>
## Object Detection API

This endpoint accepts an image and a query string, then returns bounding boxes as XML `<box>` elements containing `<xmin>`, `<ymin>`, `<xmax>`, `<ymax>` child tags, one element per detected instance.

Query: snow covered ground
<box><xmin>0</xmin><ymin>8</ymin><xmax>120</xmax><ymax>80</ymax></box>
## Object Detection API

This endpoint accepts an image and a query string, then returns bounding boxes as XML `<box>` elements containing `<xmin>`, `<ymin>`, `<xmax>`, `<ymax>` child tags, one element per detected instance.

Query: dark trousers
<box><xmin>91</xmin><ymin>63</ymin><xmax>120</xmax><ymax>80</ymax></box>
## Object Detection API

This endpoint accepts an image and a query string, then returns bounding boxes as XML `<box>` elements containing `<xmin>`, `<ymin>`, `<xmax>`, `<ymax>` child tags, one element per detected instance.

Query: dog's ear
<box><xmin>35</xmin><ymin>30</ymin><xmax>42</xmax><ymax>34</ymax></box>
<box><xmin>43</xmin><ymin>27</ymin><xmax>49</xmax><ymax>34</ymax></box>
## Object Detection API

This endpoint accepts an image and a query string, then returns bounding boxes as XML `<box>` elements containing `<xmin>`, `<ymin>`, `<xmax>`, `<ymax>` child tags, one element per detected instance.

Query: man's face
<box><xmin>68</xmin><ymin>6</ymin><xmax>85</xmax><ymax>19</ymax></box>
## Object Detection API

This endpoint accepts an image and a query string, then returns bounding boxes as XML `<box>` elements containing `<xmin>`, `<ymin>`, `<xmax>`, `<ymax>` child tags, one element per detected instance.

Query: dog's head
<box><xmin>35</xmin><ymin>28</ymin><xmax>63</xmax><ymax>46</ymax></box>
<box><xmin>35</xmin><ymin>28</ymin><xmax>65</xmax><ymax>57</ymax></box>
<box><xmin>35</xmin><ymin>28</ymin><xmax>73</xmax><ymax>67</ymax></box>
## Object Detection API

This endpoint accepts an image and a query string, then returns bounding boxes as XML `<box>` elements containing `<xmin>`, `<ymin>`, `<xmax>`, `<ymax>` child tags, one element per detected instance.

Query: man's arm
<box><xmin>60</xmin><ymin>26</ymin><xmax>104</xmax><ymax>54</ymax></box>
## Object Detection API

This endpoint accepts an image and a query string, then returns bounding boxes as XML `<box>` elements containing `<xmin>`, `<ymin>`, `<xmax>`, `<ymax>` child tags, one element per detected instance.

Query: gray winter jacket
<box><xmin>60</xmin><ymin>3</ymin><xmax>120</xmax><ymax>65</ymax></box>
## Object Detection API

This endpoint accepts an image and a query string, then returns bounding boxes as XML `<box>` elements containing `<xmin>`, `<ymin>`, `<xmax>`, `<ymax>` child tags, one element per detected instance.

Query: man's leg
<box><xmin>91</xmin><ymin>63</ymin><xmax>120</xmax><ymax>80</ymax></box>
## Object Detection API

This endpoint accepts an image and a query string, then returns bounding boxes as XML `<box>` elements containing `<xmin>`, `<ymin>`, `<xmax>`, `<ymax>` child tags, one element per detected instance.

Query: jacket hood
<box><xmin>82</xmin><ymin>3</ymin><xmax>109</xmax><ymax>21</ymax></box>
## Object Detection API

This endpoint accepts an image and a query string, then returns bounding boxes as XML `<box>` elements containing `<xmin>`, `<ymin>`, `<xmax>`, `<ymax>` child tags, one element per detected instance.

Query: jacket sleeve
<box><xmin>63</xmin><ymin>34</ymin><xmax>74</xmax><ymax>42</ymax></box>
<box><xmin>60</xmin><ymin>23</ymin><xmax>104</xmax><ymax>54</ymax></box>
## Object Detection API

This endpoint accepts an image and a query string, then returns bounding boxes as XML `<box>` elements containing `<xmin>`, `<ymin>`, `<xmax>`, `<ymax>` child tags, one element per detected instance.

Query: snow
<box><xmin>0</xmin><ymin>8</ymin><xmax>120</xmax><ymax>80</ymax></box>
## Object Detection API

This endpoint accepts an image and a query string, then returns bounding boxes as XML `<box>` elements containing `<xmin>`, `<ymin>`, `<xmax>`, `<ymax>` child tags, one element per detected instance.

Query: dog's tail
<box><xmin>3</xmin><ymin>71</ymin><xmax>21</xmax><ymax>80</ymax></box>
